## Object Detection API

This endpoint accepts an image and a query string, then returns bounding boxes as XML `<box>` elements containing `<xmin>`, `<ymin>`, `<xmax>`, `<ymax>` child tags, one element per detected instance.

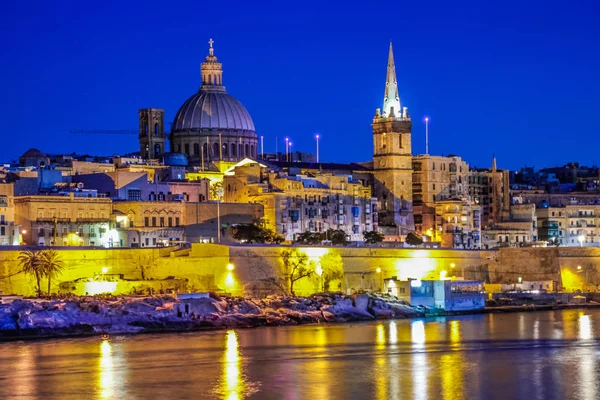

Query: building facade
<box><xmin>15</xmin><ymin>193</ymin><xmax>112</xmax><ymax>246</ymax></box>
<box><xmin>224</xmin><ymin>161</ymin><xmax>378</xmax><ymax>241</ymax></box>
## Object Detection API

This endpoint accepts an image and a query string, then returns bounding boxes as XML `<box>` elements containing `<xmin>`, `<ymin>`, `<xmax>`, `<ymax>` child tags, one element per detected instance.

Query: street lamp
<box><xmin>376</xmin><ymin>267</ymin><xmax>382</xmax><ymax>292</ymax></box>
<box><xmin>315</xmin><ymin>134</ymin><xmax>320</xmax><ymax>162</ymax></box>
<box><xmin>227</xmin><ymin>263</ymin><xmax>235</xmax><ymax>271</ymax></box>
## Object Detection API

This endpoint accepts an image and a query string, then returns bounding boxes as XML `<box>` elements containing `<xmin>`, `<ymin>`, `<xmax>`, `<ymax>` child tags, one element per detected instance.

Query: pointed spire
<box><xmin>382</xmin><ymin>41</ymin><xmax>402</xmax><ymax>118</ymax></box>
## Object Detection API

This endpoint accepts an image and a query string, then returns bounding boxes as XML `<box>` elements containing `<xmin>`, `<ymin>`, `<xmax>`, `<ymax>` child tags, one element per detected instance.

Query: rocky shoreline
<box><xmin>0</xmin><ymin>293</ymin><xmax>426</xmax><ymax>340</ymax></box>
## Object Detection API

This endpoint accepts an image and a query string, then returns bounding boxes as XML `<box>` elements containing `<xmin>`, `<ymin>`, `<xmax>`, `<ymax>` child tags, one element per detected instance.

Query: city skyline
<box><xmin>3</xmin><ymin>0</ymin><xmax>600</xmax><ymax>169</ymax></box>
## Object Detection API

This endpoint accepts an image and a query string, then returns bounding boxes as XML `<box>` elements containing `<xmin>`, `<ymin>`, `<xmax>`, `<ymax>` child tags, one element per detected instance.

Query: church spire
<box><xmin>382</xmin><ymin>41</ymin><xmax>403</xmax><ymax>119</ymax></box>
<box><xmin>200</xmin><ymin>38</ymin><xmax>225</xmax><ymax>92</ymax></box>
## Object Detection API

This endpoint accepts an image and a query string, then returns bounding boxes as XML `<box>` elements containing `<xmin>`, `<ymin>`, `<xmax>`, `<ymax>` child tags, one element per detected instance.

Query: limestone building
<box><xmin>371</xmin><ymin>42</ymin><xmax>413</xmax><ymax>234</ymax></box>
<box><xmin>223</xmin><ymin>160</ymin><xmax>378</xmax><ymax>241</ymax></box>
<box><xmin>15</xmin><ymin>192</ymin><xmax>112</xmax><ymax>246</ymax></box>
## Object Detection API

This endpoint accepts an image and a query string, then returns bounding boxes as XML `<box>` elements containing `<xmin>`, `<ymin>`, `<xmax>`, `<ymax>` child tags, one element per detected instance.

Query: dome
<box><xmin>172</xmin><ymin>91</ymin><xmax>255</xmax><ymax>132</ymax></box>
<box><xmin>163</xmin><ymin>152</ymin><xmax>188</xmax><ymax>167</ymax></box>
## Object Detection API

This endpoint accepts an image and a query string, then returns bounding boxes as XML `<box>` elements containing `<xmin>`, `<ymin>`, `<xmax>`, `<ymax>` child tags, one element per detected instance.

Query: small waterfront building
<box><xmin>386</xmin><ymin>279</ymin><xmax>486</xmax><ymax>311</ymax></box>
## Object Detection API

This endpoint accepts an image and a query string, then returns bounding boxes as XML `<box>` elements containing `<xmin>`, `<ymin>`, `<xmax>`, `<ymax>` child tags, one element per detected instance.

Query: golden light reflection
<box><xmin>578</xmin><ymin>313</ymin><xmax>593</xmax><ymax>340</ymax></box>
<box><xmin>14</xmin><ymin>346</ymin><xmax>35</xmax><ymax>398</ymax></box>
<box><xmin>224</xmin><ymin>330</ymin><xmax>243</xmax><ymax>400</ymax></box>
<box><xmin>389</xmin><ymin>321</ymin><xmax>398</xmax><ymax>345</ymax></box>
<box><xmin>376</xmin><ymin>323</ymin><xmax>385</xmax><ymax>345</ymax></box>
<box><xmin>225</xmin><ymin>272</ymin><xmax>235</xmax><ymax>289</ymax></box>
<box><xmin>99</xmin><ymin>340</ymin><xmax>114</xmax><ymax>399</ymax></box>
<box><xmin>449</xmin><ymin>320</ymin><xmax>461</xmax><ymax>343</ymax></box>
<box><xmin>411</xmin><ymin>320</ymin><xmax>426</xmax><ymax>345</ymax></box>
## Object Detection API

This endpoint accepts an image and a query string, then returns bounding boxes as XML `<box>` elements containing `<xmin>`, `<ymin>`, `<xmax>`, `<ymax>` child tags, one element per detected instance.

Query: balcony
<box><xmin>37</xmin><ymin>217</ymin><xmax>71</xmax><ymax>223</ymax></box>
<box><xmin>76</xmin><ymin>218</ymin><xmax>110</xmax><ymax>223</ymax></box>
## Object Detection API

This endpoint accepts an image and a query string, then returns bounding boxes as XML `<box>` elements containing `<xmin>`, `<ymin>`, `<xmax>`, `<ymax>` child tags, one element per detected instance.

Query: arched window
<box><xmin>177</xmin><ymin>144</ymin><xmax>181</xmax><ymax>153</ymax></box>
<box><xmin>154</xmin><ymin>123</ymin><xmax>159</xmax><ymax>136</ymax></box>
<box><xmin>208</xmin><ymin>75</ymin><xmax>212</xmax><ymax>85</ymax></box>
<box><xmin>203</xmin><ymin>143</ymin><xmax>208</xmax><ymax>158</ymax></box>
<box><xmin>231</xmin><ymin>143</ymin><xmax>237</xmax><ymax>157</ymax></box>
<box><xmin>184</xmin><ymin>143</ymin><xmax>190</xmax><ymax>156</ymax></box>
<box><xmin>144</xmin><ymin>123</ymin><xmax>148</xmax><ymax>136</ymax></box>
<box><xmin>245</xmin><ymin>144</ymin><xmax>249</xmax><ymax>158</ymax></box>
<box><xmin>213</xmin><ymin>143</ymin><xmax>219</xmax><ymax>159</ymax></box>
<box><xmin>223</xmin><ymin>144</ymin><xmax>228</xmax><ymax>157</ymax></box>
<box><xmin>238</xmin><ymin>144</ymin><xmax>243</xmax><ymax>157</ymax></box>
<box><xmin>250</xmin><ymin>144</ymin><xmax>254</xmax><ymax>158</ymax></box>
<box><xmin>154</xmin><ymin>144</ymin><xmax>161</xmax><ymax>156</ymax></box>
<box><xmin>193</xmin><ymin>143</ymin><xmax>200</xmax><ymax>155</ymax></box>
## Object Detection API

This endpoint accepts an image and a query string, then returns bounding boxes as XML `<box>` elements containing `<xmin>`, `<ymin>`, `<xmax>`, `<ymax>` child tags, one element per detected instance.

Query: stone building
<box><xmin>14</xmin><ymin>192</ymin><xmax>112</xmax><ymax>246</ymax></box>
<box><xmin>138</xmin><ymin>108</ymin><xmax>167</xmax><ymax>160</ymax></box>
<box><xmin>537</xmin><ymin>204</ymin><xmax>600</xmax><ymax>247</ymax></box>
<box><xmin>112</xmin><ymin>201</ymin><xmax>185</xmax><ymax>248</ymax></box>
<box><xmin>468</xmin><ymin>158</ymin><xmax>510</xmax><ymax>228</ymax></box>
<box><xmin>371</xmin><ymin>42</ymin><xmax>414</xmax><ymax>235</ymax></box>
<box><xmin>0</xmin><ymin>183</ymin><xmax>19</xmax><ymax>245</ymax></box>
<box><xmin>412</xmin><ymin>155</ymin><xmax>469</xmax><ymax>204</ymax></box>
<box><xmin>167</xmin><ymin>39</ymin><xmax>257</xmax><ymax>165</ymax></box>
<box><xmin>435</xmin><ymin>200</ymin><xmax>481</xmax><ymax>249</ymax></box>
<box><xmin>482</xmin><ymin>204</ymin><xmax>538</xmax><ymax>248</ymax></box>
<box><xmin>223</xmin><ymin>161</ymin><xmax>377</xmax><ymax>241</ymax></box>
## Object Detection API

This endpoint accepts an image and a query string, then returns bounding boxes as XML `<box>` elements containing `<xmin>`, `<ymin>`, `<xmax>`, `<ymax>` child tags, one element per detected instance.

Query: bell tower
<box><xmin>372</xmin><ymin>42</ymin><xmax>414</xmax><ymax>230</ymax></box>
<box><xmin>139</xmin><ymin>108</ymin><xmax>166</xmax><ymax>160</ymax></box>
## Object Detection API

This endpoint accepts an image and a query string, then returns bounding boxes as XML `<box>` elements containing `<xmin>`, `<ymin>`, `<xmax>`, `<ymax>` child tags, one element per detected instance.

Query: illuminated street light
<box><xmin>450</xmin><ymin>263</ymin><xmax>456</xmax><ymax>269</ymax></box>
<box><xmin>376</xmin><ymin>267</ymin><xmax>381</xmax><ymax>273</ymax></box>
<box><xmin>227</xmin><ymin>263</ymin><xmax>235</xmax><ymax>271</ymax></box>
<box><xmin>578</xmin><ymin>235</ymin><xmax>585</xmax><ymax>247</ymax></box>
<box><xmin>577</xmin><ymin>265</ymin><xmax>582</xmax><ymax>271</ymax></box>
<box><xmin>315</xmin><ymin>134</ymin><xmax>320</xmax><ymax>162</ymax></box>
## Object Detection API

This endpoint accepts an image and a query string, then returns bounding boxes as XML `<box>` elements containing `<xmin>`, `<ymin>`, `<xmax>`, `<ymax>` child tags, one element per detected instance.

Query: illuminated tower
<box><xmin>372</xmin><ymin>42</ymin><xmax>414</xmax><ymax>231</ymax></box>
<box><xmin>139</xmin><ymin>108</ymin><xmax>166</xmax><ymax>160</ymax></box>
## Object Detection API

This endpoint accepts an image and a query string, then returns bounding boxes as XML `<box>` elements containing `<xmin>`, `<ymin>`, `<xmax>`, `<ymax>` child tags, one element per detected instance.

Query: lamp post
<box><xmin>425</xmin><ymin>117</ymin><xmax>429</xmax><ymax>155</ymax></box>
<box><xmin>316</xmin><ymin>134</ymin><xmax>320</xmax><ymax>162</ymax></box>
<box><xmin>260</xmin><ymin>136</ymin><xmax>264</xmax><ymax>159</ymax></box>
<box><xmin>285</xmin><ymin>138</ymin><xmax>289</xmax><ymax>162</ymax></box>
<box><xmin>289</xmin><ymin>142</ymin><xmax>293</xmax><ymax>162</ymax></box>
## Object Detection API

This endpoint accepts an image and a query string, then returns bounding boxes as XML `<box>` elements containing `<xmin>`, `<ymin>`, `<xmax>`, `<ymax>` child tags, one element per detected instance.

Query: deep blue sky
<box><xmin>3</xmin><ymin>0</ymin><xmax>599</xmax><ymax>170</ymax></box>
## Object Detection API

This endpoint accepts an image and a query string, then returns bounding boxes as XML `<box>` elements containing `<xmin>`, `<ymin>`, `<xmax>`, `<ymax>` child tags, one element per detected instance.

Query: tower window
<box><xmin>213</xmin><ymin>143</ymin><xmax>219</xmax><ymax>158</ymax></box>
<box><xmin>231</xmin><ymin>143</ymin><xmax>237</xmax><ymax>157</ymax></box>
<box><xmin>194</xmin><ymin>143</ymin><xmax>200</xmax><ymax>155</ymax></box>
<box><xmin>184</xmin><ymin>143</ymin><xmax>190</xmax><ymax>156</ymax></box>
<box><xmin>154</xmin><ymin>123</ymin><xmax>159</xmax><ymax>136</ymax></box>
<box><xmin>154</xmin><ymin>144</ymin><xmax>161</xmax><ymax>157</ymax></box>
<box><xmin>145</xmin><ymin>123</ymin><xmax>148</xmax><ymax>135</ymax></box>
<box><xmin>223</xmin><ymin>144</ymin><xmax>229</xmax><ymax>157</ymax></box>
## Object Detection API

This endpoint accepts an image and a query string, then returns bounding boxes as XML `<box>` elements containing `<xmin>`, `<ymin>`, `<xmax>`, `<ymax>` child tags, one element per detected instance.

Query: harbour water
<box><xmin>1</xmin><ymin>309</ymin><xmax>599</xmax><ymax>399</ymax></box>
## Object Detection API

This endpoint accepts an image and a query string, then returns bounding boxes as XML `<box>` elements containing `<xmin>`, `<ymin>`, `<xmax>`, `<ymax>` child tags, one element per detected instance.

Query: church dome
<box><xmin>172</xmin><ymin>91</ymin><xmax>255</xmax><ymax>132</ymax></box>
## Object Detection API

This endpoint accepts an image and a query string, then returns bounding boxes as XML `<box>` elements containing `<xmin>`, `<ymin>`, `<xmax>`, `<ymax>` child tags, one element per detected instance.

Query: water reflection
<box><xmin>441</xmin><ymin>320</ymin><xmax>464</xmax><ymax>400</ymax></box>
<box><xmin>411</xmin><ymin>320</ymin><xmax>427</xmax><ymax>400</ymax></box>
<box><xmin>99</xmin><ymin>340</ymin><xmax>114</xmax><ymax>399</ymax></box>
<box><xmin>578</xmin><ymin>312</ymin><xmax>593</xmax><ymax>340</ymax></box>
<box><xmin>220</xmin><ymin>330</ymin><xmax>244</xmax><ymax>400</ymax></box>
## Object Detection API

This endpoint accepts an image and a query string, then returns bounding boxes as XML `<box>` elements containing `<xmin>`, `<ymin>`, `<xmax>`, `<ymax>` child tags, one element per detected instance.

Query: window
<box><xmin>213</xmin><ymin>143</ymin><xmax>219</xmax><ymax>158</ymax></box>
<box><xmin>145</xmin><ymin>238</ymin><xmax>149</xmax><ymax>246</ymax></box>
<box><xmin>160</xmin><ymin>217</ymin><xmax>165</xmax><ymax>227</ymax></box>
<box><xmin>184</xmin><ymin>143</ymin><xmax>190</xmax><ymax>155</ymax></box>
<box><xmin>168</xmin><ymin>217</ymin><xmax>173</xmax><ymax>227</ymax></box>
<box><xmin>152</xmin><ymin>217</ymin><xmax>157</xmax><ymax>227</ymax></box>
<box><xmin>154</xmin><ymin>144</ymin><xmax>161</xmax><ymax>156</ymax></box>
<box><xmin>175</xmin><ymin>217</ymin><xmax>180</xmax><ymax>227</ymax></box>
<box><xmin>231</xmin><ymin>143</ymin><xmax>237</xmax><ymax>157</ymax></box>
<box><xmin>154</xmin><ymin>123</ymin><xmax>159</xmax><ymax>135</ymax></box>
<box><xmin>152</xmin><ymin>238</ymin><xmax>157</xmax><ymax>246</ymax></box>
<box><xmin>145</xmin><ymin>217</ymin><xmax>149</xmax><ymax>227</ymax></box>
<box><xmin>128</xmin><ymin>190</ymin><xmax>142</xmax><ymax>201</ymax></box>
<box><xmin>129</xmin><ymin>219</ymin><xmax>134</xmax><ymax>228</ymax></box>
<box><xmin>432</xmin><ymin>163</ymin><xmax>436</xmax><ymax>171</ymax></box>
<box><xmin>0</xmin><ymin>227</ymin><xmax>5</xmax><ymax>236</ymax></box>
<box><xmin>433</xmin><ymin>184</ymin><xmax>436</xmax><ymax>191</ymax></box>
<box><xmin>39</xmin><ymin>228</ymin><xmax>45</xmax><ymax>237</ymax></box>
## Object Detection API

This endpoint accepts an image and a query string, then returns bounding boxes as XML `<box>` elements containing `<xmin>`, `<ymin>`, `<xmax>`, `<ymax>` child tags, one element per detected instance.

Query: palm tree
<box><xmin>39</xmin><ymin>249</ymin><xmax>64</xmax><ymax>296</ymax></box>
<box><xmin>18</xmin><ymin>250</ymin><xmax>42</xmax><ymax>296</ymax></box>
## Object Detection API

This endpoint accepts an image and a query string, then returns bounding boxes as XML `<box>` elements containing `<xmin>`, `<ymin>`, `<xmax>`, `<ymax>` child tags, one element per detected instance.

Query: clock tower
<box><xmin>372</xmin><ymin>42</ymin><xmax>414</xmax><ymax>231</ymax></box>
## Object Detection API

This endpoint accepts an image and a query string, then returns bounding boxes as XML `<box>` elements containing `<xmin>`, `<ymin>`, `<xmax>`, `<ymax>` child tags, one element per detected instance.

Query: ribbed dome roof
<box><xmin>172</xmin><ymin>91</ymin><xmax>255</xmax><ymax>132</ymax></box>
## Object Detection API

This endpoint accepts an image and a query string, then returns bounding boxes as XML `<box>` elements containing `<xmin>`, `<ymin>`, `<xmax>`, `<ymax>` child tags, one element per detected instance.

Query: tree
<box><xmin>295</xmin><ymin>231</ymin><xmax>323</xmax><ymax>245</ymax></box>
<box><xmin>209</xmin><ymin>181</ymin><xmax>223</xmax><ymax>201</ymax></box>
<box><xmin>38</xmin><ymin>249</ymin><xmax>64</xmax><ymax>295</ymax></box>
<box><xmin>281</xmin><ymin>249</ymin><xmax>313</xmax><ymax>296</ymax></box>
<box><xmin>405</xmin><ymin>232</ymin><xmax>424</xmax><ymax>246</ymax></box>
<box><xmin>364</xmin><ymin>230</ymin><xmax>384</xmax><ymax>244</ymax></box>
<box><xmin>326</xmin><ymin>229</ymin><xmax>349</xmax><ymax>246</ymax></box>
<box><xmin>231</xmin><ymin>223</ymin><xmax>283</xmax><ymax>244</ymax></box>
<box><xmin>318</xmin><ymin>252</ymin><xmax>344</xmax><ymax>291</ymax></box>
<box><xmin>18</xmin><ymin>250</ymin><xmax>43</xmax><ymax>296</ymax></box>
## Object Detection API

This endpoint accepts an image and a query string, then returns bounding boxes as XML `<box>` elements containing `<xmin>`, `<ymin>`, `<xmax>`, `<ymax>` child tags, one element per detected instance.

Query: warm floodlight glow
<box><xmin>450</xmin><ymin>263</ymin><xmax>456</xmax><ymax>269</ymax></box>
<box><xmin>376</xmin><ymin>267</ymin><xmax>382</xmax><ymax>273</ymax></box>
<box><xmin>577</xmin><ymin>265</ymin><xmax>582</xmax><ymax>270</ymax></box>
<box><xmin>410</xmin><ymin>279</ymin><xmax>422</xmax><ymax>288</ymax></box>
<box><xmin>225</xmin><ymin>272</ymin><xmax>235</xmax><ymax>288</ymax></box>
<box><xmin>440</xmin><ymin>270</ymin><xmax>448</xmax><ymax>280</ymax></box>
<box><xmin>101</xmin><ymin>267</ymin><xmax>109</xmax><ymax>274</ymax></box>
<box><xmin>315</xmin><ymin>265</ymin><xmax>323</xmax><ymax>276</ymax></box>
<box><xmin>85</xmin><ymin>281</ymin><xmax>117</xmax><ymax>295</ymax></box>
<box><xmin>227</xmin><ymin>263</ymin><xmax>235</xmax><ymax>271</ymax></box>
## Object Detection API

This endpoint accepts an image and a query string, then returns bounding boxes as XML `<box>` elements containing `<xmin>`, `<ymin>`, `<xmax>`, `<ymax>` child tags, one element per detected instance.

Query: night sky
<box><xmin>3</xmin><ymin>0</ymin><xmax>599</xmax><ymax>170</ymax></box>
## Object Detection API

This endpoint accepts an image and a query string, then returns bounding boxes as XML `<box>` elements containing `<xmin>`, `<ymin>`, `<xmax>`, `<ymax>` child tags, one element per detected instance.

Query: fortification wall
<box><xmin>3</xmin><ymin>244</ymin><xmax>600</xmax><ymax>296</ymax></box>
